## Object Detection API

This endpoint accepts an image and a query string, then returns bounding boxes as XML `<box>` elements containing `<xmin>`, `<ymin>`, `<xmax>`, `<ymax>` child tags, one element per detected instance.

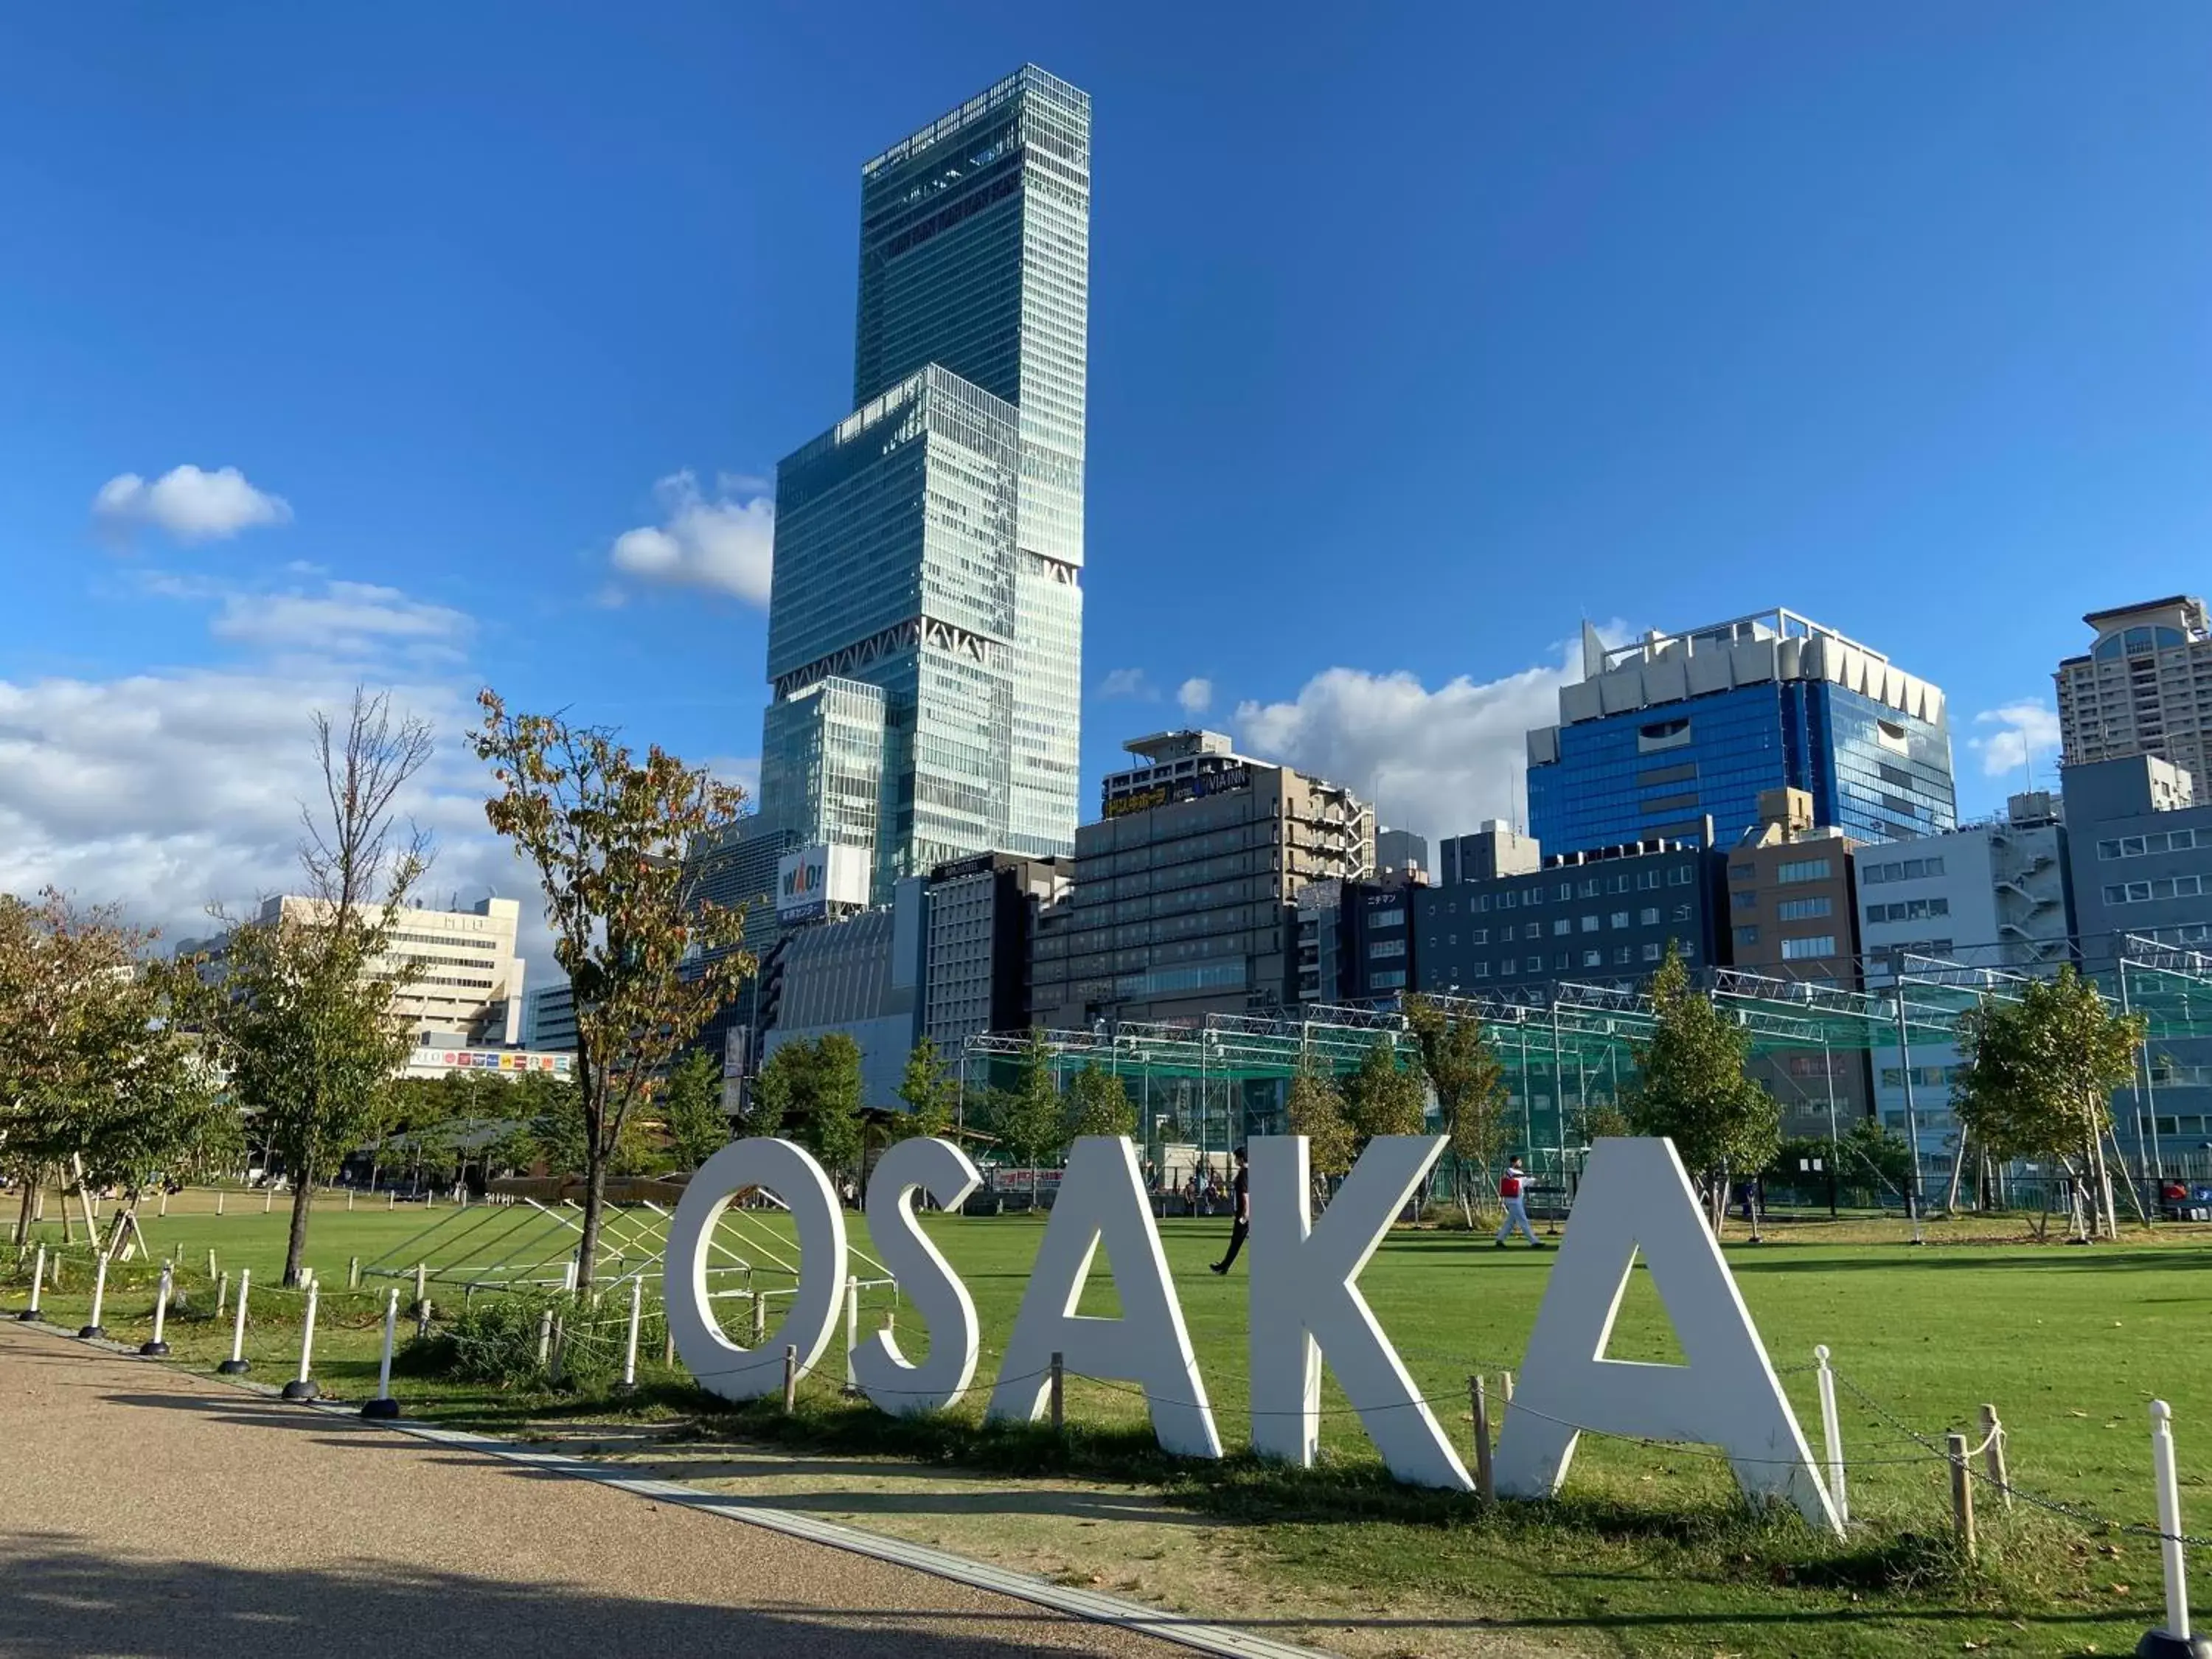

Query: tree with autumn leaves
<box><xmin>473</xmin><ymin>691</ymin><xmax>754</xmax><ymax>1292</ymax></box>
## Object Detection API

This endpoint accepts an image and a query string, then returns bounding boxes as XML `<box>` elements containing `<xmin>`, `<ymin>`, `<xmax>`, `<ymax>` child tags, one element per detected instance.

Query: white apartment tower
<box><xmin>2055</xmin><ymin>596</ymin><xmax>2212</xmax><ymax>790</ymax></box>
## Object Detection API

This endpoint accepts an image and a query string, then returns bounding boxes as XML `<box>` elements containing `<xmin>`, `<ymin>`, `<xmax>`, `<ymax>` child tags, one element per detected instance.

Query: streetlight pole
<box><xmin>1822</xmin><ymin>1028</ymin><xmax>1840</xmax><ymax>1220</ymax></box>
<box><xmin>1891</xmin><ymin>956</ymin><xmax>1924</xmax><ymax>1228</ymax></box>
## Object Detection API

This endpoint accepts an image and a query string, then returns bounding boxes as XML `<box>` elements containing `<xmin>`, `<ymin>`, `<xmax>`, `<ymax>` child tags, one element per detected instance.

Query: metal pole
<box><xmin>220</xmin><ymin>1267</ymin><xmax>251</xmax><ymax>1373</ymax></box>
<box><xmin>2124</xmin><ymin>961</ymin><xmax>2165</xmax><ymax>1216</ymax></box>
<box><xmin>1517</xmin><ymin>1023</ymin><xmax>1531</xmax><ymax>1155</ymax></box>
<box><xmin>1891</xmin><ymin>967</ymin><xmax>1923</xmax><ymax>1228</ymax></box>
<box><xmin>1551</xmin><ymin>1002</ymin><xmax>1565</xmax><ymax>1177</ymax></box>
<box><xmin>361</xmin><ymin>1287</ymin><xmax>400</xmax><ymax>1419</ymax></box>
<box><xmin>1823</xmin><ymin>1029</ymin><xmax>1840</xmax><ymax>1219</ymax></box>
<box><xmin>843</xmin><ymin>1275</ymin><xmax>860</xmax><ymax>1396</ymax></box>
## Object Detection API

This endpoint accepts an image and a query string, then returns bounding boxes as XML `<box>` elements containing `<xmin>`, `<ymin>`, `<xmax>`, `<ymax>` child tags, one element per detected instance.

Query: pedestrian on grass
<box><xmin>1495</xmin><ymin>1156</ymin><xmax>1546</xmax><ymax>1250</ymax></box>
<box><xmin>1211</xmin><ymin>1147</ymin><xmax>1251</xmax><ymax>1275</ymax></box>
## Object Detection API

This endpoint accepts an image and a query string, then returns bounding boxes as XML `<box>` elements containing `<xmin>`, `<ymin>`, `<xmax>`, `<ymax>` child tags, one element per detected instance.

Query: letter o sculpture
<box><xmin>664</xmin><ymin>1137</ymin><xmax>849</xmax><ymax>1402</ymax></box>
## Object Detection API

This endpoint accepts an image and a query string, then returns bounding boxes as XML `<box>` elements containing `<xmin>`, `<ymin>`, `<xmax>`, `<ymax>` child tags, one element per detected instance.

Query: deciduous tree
<box><xmin>659</xmin><ymin>1048</ymin><xmax>731</xmax><ymax>1170</ymax></box>
<box><xmin>214</xmin><ymin>688</ymin><xmax>431</xmax><ymax>1284</ymax></box>
<box><xmin>473</xmin><ymin>691</ymin><xmax>754</xmax><ymax>1290</ymax></box>
<box><xmin>1342</xmin><ymin>1033</ymin><xmax>1427</xmax><ymax>1143</ymax></box>
<box><xmin>1065</xmin><ymin>1060</ymin><xmax>1135</xmax><ymax>1140</ymax></box>
<box><xmin>889</xmin><ymin>1036</ymin><xmax>958</xmax><ymax>1142</ymax></box>
<box><xmin>988</xmin><ymin>1030</ymin><xmax>1068</xmax><ymax>1200</ymax></box>
<box><xmin>1405</xmin><ymin>995</ymin><xmax>1509</xmax><ymax>1225</ymax></box>
<box><xmin>1285</xmin><ymin>1055</ymin><xmax>1356</xmax><ymax>1178</ymax></box>
<box><xmin>1952</xmin><ymin>967</ymin><xmax>2143</xmax><ymax>1241</ymax></box>
<box><xmin>1623</xmin><ymin>944</ymin><xmax>1780</xmax><ymax>1234</ymax></box>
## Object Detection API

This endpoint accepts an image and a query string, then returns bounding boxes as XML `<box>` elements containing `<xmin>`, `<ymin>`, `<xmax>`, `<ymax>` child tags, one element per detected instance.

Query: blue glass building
<box><xmin>1526</xmin><ymin>611</ymin><xmax>1955</xmax><ymax>852</ymax></box>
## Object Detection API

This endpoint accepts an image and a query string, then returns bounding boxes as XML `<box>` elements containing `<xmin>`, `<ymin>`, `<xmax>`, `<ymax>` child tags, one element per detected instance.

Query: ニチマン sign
<box><xmin>664</xmin><ymin>1135</ymin><xmax>1840</xmax><ymax>1533</ymax></box>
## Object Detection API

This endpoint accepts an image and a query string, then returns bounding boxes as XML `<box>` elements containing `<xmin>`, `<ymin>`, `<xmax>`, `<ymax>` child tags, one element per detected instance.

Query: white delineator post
<box><xmin>18</xmin><ymin>1245</ymin><xmax>44</xmax><ymax>1321</ymax></box>
<box><xmin>282</xmin><ymin>1282</ymin><xmax>320</xmax><ymax>1401</ymax></box>
<box><xmin>843</xmin><ymin>1276</ymin><xmax>860</xmax><ymax>1395</ymax></box>
<box><xmin>614</xmin><ymin>1277</ymin><xmax>643</xmax><ymax>1397</ymax></box>
<box><xmin>80</xmin><ymin>1254</ymin><xmax>111</xmax><ymax>1340</ymax></box>
<box><xmin>219</xmin><ymin>1268</ymin><xmax>251</xmax><ymax>1374</ymax></box>
<box><xmin>140</xmin><ymin>1262</ymin><xmax>174</xmax><ymax>1356</ymax></box>
<box><xmin>361</xmin><ymin>1288</ymin><xmax>400</xmax><ymax>1420</ymax></box>
<box><xmin>2140</xmin><ymin>1399</ymin><xmax>2208</xmax><ymax>1658</ymax></box>
<box><xmin>1815</xmin><ymin>1345</ymin><xmax>1848</xmax><ymax>1526</ymax></box>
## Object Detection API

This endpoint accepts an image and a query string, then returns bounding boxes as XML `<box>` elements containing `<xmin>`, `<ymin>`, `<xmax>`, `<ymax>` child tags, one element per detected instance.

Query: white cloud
<box><xmin>609</xmin><ymin>471</ymin><xmax>774</xmax><ymax>605</ymax></box>
<box><xmin>1970</xmin><ymin>701</ymin><xmax>2063</xmax><ymax>779</ymax></box>
<box><xmin>703</xmin><ymin>754</ymin><xmax>762</xmax><ymax>804</ymax></box>
<box><xmin>1232</xmin><ymin>641</ymin><xmax>1598</xmax><ymax>840</ymax></box>
<box><xmin>94</xmin><ymin>465</ymin><xmax>293</xmax><ymax>543</ymax></box>
<box><xmin>1177</xmin><ymin>677</ymin><xmax>1214</xmax><ymax>717</ymax></box>
<box><xmin>208</xmin><ymin>579</ymin><xmax>473</xmax><ymax>662</ymax></box>
<box><xmin>1097</xmin><ymin>667</ymin><xmax>1158</xmax><ymax>701</ymax></box>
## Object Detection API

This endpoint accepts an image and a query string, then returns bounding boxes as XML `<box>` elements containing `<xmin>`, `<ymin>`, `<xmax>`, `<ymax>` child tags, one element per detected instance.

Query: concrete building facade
<box><xmin>1030</xmin><ymin>730</ymin><xmax>1373</xmax><ymax>1028</ymax></box>
<box><xmin>922</xmin><ymin>851</ymin><xmax>1070</xmax><ymax>1049</ymax></box>
<box><xmin>2056</xmin><ymin>596</ymin><xmax>2212</xmax><ymax>793</ymax></box>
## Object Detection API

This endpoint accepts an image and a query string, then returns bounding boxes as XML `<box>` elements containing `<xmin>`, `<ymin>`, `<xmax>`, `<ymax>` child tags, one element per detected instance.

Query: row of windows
<box><xmin>1728</xmin><ymin>857</ymin><xmax>1836</xmax><ymax>885</ymax></box>
<box><xmin>1860</xmin><ymin>855</ymin><xmax>1947</xmax><ymax>885</ymax></box>
<box><xmin>1439</xmin><ymin>941</ymin><xmax>1682</xmax><ymax>979</ymax></box>
<box><xmin>2098</xmin><ymin>829</ymin><xmax>2205</xmax><ymax>860</ymax></box>
<box><xmin>1879</xmin><ymin>1065</ymin><xmax>1960</xmax><ymax>1090</ymax></box>
<box><xmin>1777</xmin><ymin>897</ymin><xmax>1833</xmax><ymax>922</ymax></box>
<box><xmin>2104</xmin><ymin>875</ymin><xmax>2207</xmax><ymax>905</ymax></box>
<box><xmin>1868</xmin><ymin>897</ymin><xmax>1951</xmax><ymax>924</ymax></box>
<box><xmin>1780</xmin><ymin>936</ymin><xmax>1837</xmax><ymax>960</ymax></box>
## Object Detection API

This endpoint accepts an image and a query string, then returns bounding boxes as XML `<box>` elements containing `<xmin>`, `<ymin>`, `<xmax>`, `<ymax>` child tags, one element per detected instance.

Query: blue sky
<box><xmin>2</xmin><ymin>3</ymin><xmax>2208</xmax><ymax>940</ymax></box>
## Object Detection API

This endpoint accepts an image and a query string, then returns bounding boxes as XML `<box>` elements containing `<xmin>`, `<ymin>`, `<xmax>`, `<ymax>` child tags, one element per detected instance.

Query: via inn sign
<box><xmin>665</xmin><ymin>1134</ymin><xmax>1843</xmax><ymax>1535</ymax></box>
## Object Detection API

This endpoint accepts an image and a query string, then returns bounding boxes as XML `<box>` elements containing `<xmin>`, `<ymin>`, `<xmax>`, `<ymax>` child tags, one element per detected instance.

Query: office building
<box><xmin>1414</xmin><ymin>834</ymin><xmax>1724</xmax><ymax>1000</ymax></box>
<box><xmin>758</xmin><ymin>68</ymin><xmax>1091</xmax><ymax>895</ymax></box>
<box><xmin>2063</xmin><ymin>754</ymin><xmax>2212</xmax><ymax>1158</ymax></box>
<box><xmin>1296</xmin><ymin>869</ymin><xmax>1426</xmax><ymax>1007</ymax></box>
<box><xmin>1031</xmin><ymin>730</ymin><xmax>1374</xmax><ymax>1027</ymax></box>
<box><xmin>922</xmin><ymin>851</ymin><xmax>1070</xmax><ymax>1049</ymax></box>
<box><xmin>526</xmin><ymin>983</ymin><xmax>577</xmax><ymax>1053</ymax></box>
<box><xmin>1860</xmin><ymin>793</ymin><xmax>2074</xmax><ymax>1160</ymax></box>
<box><xmin>1436</xmin><ymin>822</ymin><xmax>1543</xmax><ymax>888</ymax></box>
<box><xmin>2055</xmin><ymin>597</ymin><xmax>2212</xmax><ymax>792</ymax></box>
<box><xmin>1526</xmin><ymin>609</ymin><xmax>1955</xmax><ymax>852</ymax></box>
<box><xmin>1376</xmin><ymin>828</ymin><xmax>1429</xmax><ymax>882</ymax></box>
<box><xmin>206</xmin><ymin>894</ymin><xmax>526</xmax><ymax>1048</ymax></box>
<box><xmin>1721</xmin><ymin>793</ymin><xmax>1870</xmax><ymax>1135</ymax></box>
<box><xmin>757</xmin><ymin>877</ymin><xmax>928</xmax><ymax>1115</ymax></box>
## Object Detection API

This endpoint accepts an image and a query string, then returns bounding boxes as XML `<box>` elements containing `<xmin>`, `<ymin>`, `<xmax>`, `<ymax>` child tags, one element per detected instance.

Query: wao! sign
<box><xmin>665</xmin><ymin>1135</ymin><xmax>1841</xmax><ymax>1534</ymax></box>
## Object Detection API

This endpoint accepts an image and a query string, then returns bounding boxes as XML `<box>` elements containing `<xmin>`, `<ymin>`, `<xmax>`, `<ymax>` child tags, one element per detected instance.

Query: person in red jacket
<box><xmin>1494</xmin><ymin>1156</ymin><xmax>1546</xmax><ymax>1249</ymax></box>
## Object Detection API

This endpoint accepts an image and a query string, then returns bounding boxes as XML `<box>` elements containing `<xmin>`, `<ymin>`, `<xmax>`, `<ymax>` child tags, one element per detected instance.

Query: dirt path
<box><xmin>0</xmin><ymin>1322</ymin><xmax>1225</xmax><ymax>1658</ymax></box>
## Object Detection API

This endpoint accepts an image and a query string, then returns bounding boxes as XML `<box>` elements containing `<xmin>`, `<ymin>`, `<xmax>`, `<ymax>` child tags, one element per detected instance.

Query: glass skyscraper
<box><xmin>1526</xmin><ymin>610</ymin><xmax>1956</xmax><ymax>853</ymax></box>
<box><xmin>760</xmin><ymin>66</ymin><xmax>1090</xmax><ymax>894</ymax></box>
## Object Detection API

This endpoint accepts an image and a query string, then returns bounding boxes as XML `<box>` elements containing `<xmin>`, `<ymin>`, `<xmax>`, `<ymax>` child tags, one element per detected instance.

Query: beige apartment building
<box><xmin>2056</xmin><ymin>595</ymin><xmax>2212</xmax><ymax>790</ymax></box>
<box><xmin>251</xmin><ymin>892</ymin><xmax>526</xmax><ymax>1047</ymax></box>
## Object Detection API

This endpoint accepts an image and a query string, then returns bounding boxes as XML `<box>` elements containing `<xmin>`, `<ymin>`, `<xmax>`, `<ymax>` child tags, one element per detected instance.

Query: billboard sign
<box><xmin>777</xmin><ymin>844</ymin><xmax>869</xmax><ymax>922</ymax></box>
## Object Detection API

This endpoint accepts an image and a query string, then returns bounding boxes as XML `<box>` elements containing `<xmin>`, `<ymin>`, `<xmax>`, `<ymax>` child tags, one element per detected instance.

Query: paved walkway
<box><xmin>0</xmin><ymin>1323</ymin><xmax>1194</xmax><ymax>1658</ymax></box>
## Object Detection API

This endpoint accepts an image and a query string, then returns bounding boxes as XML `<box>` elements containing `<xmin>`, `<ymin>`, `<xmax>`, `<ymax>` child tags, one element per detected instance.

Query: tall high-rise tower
<box><xmin>759</xmin><ymin>67</ymin><xmax>1090</xmax><ymax>895</ymax></box>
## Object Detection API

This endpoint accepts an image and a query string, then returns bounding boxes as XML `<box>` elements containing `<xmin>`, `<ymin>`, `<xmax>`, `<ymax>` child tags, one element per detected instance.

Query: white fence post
<box><xmin>140</xmin><ymin>1262</ymin><xmax>174</xmax><ymax>1356</ymax></box>
<box><xmin>79</xmin><ymin>1254</ymin><xmax>110</xmax><ymax>1340</ymax></box>
<box><xmin>615</xmin><ymin>1276</ymin><xmax>643</xmax><ymax>1397</ymax></box>
<box><xmin>282</xmin><ymin>1282</ymin><xmax>320</xmax><ymax>1400</ymax></box>
<box><xmin>361</xmin><ymin>1288</ymin><xmax>401</xmax><ymax>1419</ymax></box>
<box><xmin>2143</xmin><ymin>1399</ymin><xmax>2202</xmax><ymax>1657</ymax></box>
<box><xmin>843</xmin><ymin>1275</ymin><xmax>860</xmax><ymax>1395</ymax></box>
<box><xmin>18</xmin><ymin>1246</ymin><xmax>44</xmax><ymax>1321</ymax></box>
<box><xmin>219</xmin><ymin>1268</ymin><xmax>251</xmax><ymax>1374</ymax></box>
<box><xmin>1815</xmin><ymin>1344</ymin><xmax>1848</xmax><ymax>1526</ymax></box>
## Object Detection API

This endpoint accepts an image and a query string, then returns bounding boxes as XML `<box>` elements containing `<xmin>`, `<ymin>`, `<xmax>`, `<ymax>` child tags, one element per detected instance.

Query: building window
<box><xmin>1781</xmin><ymin>935</ymin><xmax>1837</xmax><ymax>960</ymax></box>
<box><xmin>1669</xmin><ymin>866</ymin><xmax>1694</xmax><ymax>886</ymax></box>
<box><xmin>1777</xmin><ymin>858</ymin><xmax>1832</xmax><ymax>883</ymax></box>
<box><xmin>1557</xmin><ymin>953</ymin><xmax>1571</xmax><ymax>970</ymax></box>
<box><xmin>1553</xmin><ymin>918</ymin><xmax>1573</xmax><ymax>937</ymax></box>
<box><xmin>1472</xmin><ymin>963</ymin><xmax>1490</xmax><ymax>979</ymax></box>
<box><xmin>1558</xmin><ymin>881</ymin><xmax>1574</xmax><ymax>900</ymax></box>
<box><xmin>1478</xmin><ymin>895</ymin><xmax>1491</xmax><ymax>912</ymax></box>
<box><xmin>1579</xmin><ymin>879</ymin><xmax>1600</xmax><ymax>898</ymax></box>
<box><xmin>1527</xmin><ymin>956</ymin><xmax>1544</xmax><ymax>973</ymax></box>
<box><xmin>1500</xmin><ymin>892</ymin><xmax>1516</xmax><ymax>909</ymax></box>
<box><xmin>1777</xmin><ymin>896</ymin><xmax>1833</xmax><ymax>922</ymax></box>
<box><xmin>1637</xmin><ymin>871</ymin><xmax>1661</xmax><ymax>890</ymax></box>
<box><xmin>1582</xmin><ymin>950</ymin><xmax>1601</xmax><ymax>967</ymax></box>
<box><xmin>1581</xmin><ymin>914</ymin><xmax>1601</xmax><ymax>933</ymax></box>
<box><xmin>2104</xmin><ymin>876</ymin><xmax>2204</xmax><ymax>905</ymax></box>
<box><xmin>1610</xmin><ymin>910</ymin><xmax>1630</xmax><ymax>928</ymax></box>
<box><xmin>1731</xmin><ymin>891</ymin><xmax>1758</xmax><ymax>911</ymax></box>
<box><xmin>1672</xmin><ymin>904</ymin><xmax>1691</xmax><ymax>921</ymax></box>
<box><xmin>1735</xmin><ymin>925</ymin><xmax>1759</xmax><ymax>947</ymax></box>
<box><xmin>1610</xmin><ymin>874</ymin><xmax>1631</xmax><ymax>894</ymax></box>
<box><xmin>1369</xmin><ymin>970</ymin><xmax>1407</xmax><ymax>990</ymax></box>
<box><xmin>1614</xmin><ymin>946</ymin><xmax>1631</xmax><ymax>965</ymax></box>
<box><xmin>1369</xmin><ymin>938</ymin><xmax>1407</xmax><ymax>959</ymax></box>
<box><xmin>1526</xmin><ymin>886</ymin><xmax>1545</xmax><ymax>905</ymax></box>
<box><xmin>1729</xmin><ymin>863</ymin><xmax>1756</xmax><ymax>883</ymax></box>
<box><xmin>1500</xmin><ymin>924</ymin><xmax>1515</xmax><ymax>942</ymax></box>
<box><xmin>1640</xmin><ymin>907</ymin><xmax>1660</xmax><ymax>925</ymax></box>
<box><xmin>1861</xmin><ymin>855</ymin><xmax>1949</xmax><ymax>884</ymax></box>
<box><xmin>1370</xmin><ymin>908</ymin><xmax>1405</xmax><ymax>930</ymax></box>
<box><xmin>1867</xmin><ymin>897</ymin><xmax>1952</xmax><ymax>923</ymax></box>
<box><xmin>1641</xmin><ymin>942</ymin><xmax>1663</xmax><ymax>962</ymax></box>
<box><xmin>1470</xmin><ymin>928</ymin><xmax>1487</xmax><ymax>945</ymax></box>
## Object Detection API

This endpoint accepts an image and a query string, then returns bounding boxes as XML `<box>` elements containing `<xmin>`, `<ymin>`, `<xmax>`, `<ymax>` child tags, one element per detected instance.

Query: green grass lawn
<box><xmin>10</xmin><ymin>1191</ymin><xmax>2211</xmax><ymax>1656</ymax></box>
